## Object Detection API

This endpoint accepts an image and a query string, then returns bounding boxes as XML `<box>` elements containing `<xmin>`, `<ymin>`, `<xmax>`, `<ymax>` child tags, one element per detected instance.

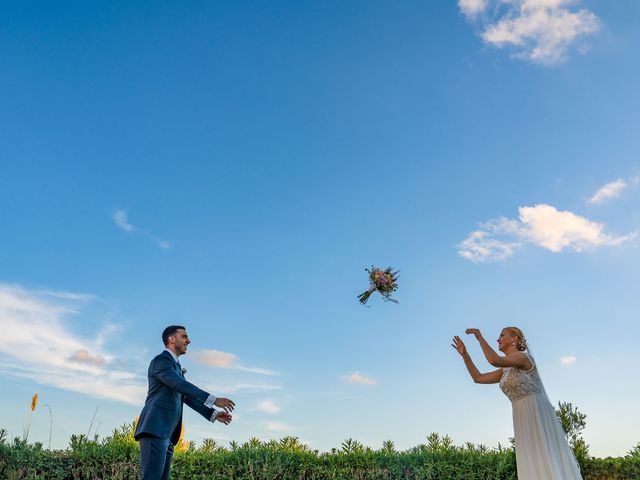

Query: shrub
<box><xmin>1</xmin><ymin>427</ymin><xmax>638</xmax><ymax>480</ymax></box>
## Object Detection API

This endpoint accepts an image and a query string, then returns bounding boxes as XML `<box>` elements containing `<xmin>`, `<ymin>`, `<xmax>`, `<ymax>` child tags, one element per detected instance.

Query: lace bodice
<box><xmin>499</xmin><ymin>353</ymin><xmax>544</xmax><ymax>402</ymax></box>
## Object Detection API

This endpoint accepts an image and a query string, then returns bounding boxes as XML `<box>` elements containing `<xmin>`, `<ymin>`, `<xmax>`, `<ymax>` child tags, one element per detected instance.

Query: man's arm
<box><xmin>183</xmin><ymin>395</ymin><xmax>216</xmax><ymax>421</ymax></box>
<box><xmin>184</xmin><ymin>396</ymin><xmax>233</xmax><ymax>425</ymax></box>
<box><xmin>152</xmin><ymin>355</ymin><xmax>210</xmax><ymax>402</ymax></box>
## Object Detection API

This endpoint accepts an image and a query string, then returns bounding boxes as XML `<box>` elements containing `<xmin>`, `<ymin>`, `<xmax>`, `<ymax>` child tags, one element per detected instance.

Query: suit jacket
<box><xmin>134</xmin><ymin>350</ymin><xmax>216</xmax><ymax>445</ymax></box>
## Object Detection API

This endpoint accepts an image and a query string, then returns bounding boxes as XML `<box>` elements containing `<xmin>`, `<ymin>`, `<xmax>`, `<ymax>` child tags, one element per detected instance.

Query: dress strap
<box><xmin>522</xmin><ymin>351</ymin><xmax>535</xmax><ymax>371</ymax></box>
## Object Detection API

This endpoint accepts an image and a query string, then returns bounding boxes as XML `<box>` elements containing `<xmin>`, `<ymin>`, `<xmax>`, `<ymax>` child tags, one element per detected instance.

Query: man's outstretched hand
<box><xmin>215</xmin><ymin>412</ymin><xmax>232</xmax><ymax>425</ymax></box>
<box><xmin>214</xmin><ymin>397</ymin><xmax>236</xmax><ymax>413</ymax></box>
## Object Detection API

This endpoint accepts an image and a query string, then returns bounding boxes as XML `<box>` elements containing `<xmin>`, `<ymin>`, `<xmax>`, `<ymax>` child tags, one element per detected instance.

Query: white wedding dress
<box><xmin>499</xmin><ymin>351</ymin><xmax>583</xmax><ymax>479</ymax></box>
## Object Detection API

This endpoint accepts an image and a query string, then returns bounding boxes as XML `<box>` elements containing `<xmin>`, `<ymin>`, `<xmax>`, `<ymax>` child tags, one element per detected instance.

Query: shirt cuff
<box><xmin>209</xmin><ymin>410</ymin><xmax>218</xmax><ymax>423</ymax></box>
<box><xmin>204</xmin><ymin>394</ymin><xmax>217</xmax><ymax>408</ymax></box>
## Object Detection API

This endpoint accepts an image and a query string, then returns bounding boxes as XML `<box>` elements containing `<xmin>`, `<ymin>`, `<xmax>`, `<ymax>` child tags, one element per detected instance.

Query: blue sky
<box><xmin>1</xmin><ymin>0</ymin><xmax>639</xmax><ymax>457</ymax></box>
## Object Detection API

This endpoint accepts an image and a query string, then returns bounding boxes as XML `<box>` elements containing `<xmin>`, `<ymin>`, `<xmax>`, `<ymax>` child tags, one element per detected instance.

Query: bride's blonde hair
<box><xmin>505</xmin><ymin>326</ymin><xmax>528</xmax><ymax>351</ymax></box>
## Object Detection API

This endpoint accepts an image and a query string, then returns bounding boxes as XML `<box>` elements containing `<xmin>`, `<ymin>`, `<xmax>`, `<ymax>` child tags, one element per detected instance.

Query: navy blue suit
<box><xmin>134</xmin><ymin>350</ymin><xmax>216</xmax><ymax>479</ymax></box>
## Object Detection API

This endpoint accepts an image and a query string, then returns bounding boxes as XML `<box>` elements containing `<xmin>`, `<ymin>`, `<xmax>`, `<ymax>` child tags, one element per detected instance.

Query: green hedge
<box><xmin>1</xmin><ymin>427</ymin><xmax>639</xmax><ymax>480</ymax></box>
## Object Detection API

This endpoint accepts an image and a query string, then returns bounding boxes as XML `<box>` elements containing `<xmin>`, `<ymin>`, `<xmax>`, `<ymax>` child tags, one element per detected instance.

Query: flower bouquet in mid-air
<box><xmin>357</xmin><ymin>266</ymin><xmax>399</xmax><ymax>305</ymax></box>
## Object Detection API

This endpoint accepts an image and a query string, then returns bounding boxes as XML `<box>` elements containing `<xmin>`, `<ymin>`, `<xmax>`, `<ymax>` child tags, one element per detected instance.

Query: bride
<box><xmin>452</xmin><ymin>327</ymin><xmax>583</xmax><ymax>480</ymax></box>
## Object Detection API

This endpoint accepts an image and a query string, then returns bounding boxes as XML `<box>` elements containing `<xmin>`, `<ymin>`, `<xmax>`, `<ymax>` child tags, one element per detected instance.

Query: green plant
<box><xmin>1</xmin><ymin>423</ymin><xmax>638</xmax><ymax>480</ymax></box>
<box><xmin>556</xmin><ymin>401</ymin><xmax>590</xmax><ymax>463</ymax></box>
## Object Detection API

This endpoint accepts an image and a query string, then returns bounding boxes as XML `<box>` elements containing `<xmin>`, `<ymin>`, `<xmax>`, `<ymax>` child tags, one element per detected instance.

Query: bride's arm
<box><xmin>463</xmin><ymin>355</ymin><xmax>503</xmax><ymax>384</ymax></box>
<box><xmin>452</xmin><ymin>336</ymin><xmax>503</xmax><ymax>384</ymax></box>
<box><xmin>466</xmin><ymin>329</ymin><xmax>531</xmax><ymax>369</ymax></box>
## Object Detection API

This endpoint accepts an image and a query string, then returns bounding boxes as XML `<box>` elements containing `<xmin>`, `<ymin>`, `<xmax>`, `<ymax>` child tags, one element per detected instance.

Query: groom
<box><xmin>134</xmin><ymin>325</ymin><xmax>235</xmax><ymax>480</ymax></box>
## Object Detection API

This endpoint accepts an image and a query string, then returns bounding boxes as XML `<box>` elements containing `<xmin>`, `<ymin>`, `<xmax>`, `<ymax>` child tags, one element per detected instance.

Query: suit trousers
<box><xmin>139</xmin><ymin>434</ymin><xmax>174</xmax><ymax>480</ymax></box>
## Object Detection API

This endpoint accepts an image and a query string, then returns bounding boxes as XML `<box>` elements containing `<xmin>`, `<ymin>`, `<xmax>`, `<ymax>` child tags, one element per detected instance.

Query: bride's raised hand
<box><xmin>465</xmin><ymin>328</ymin><xmax>482</xmax><ymax>340</ymax></box>
<box><xmin>451</xmin><ymin>336</ymin><xmax>467</xmax><ymax>356</ymax></box>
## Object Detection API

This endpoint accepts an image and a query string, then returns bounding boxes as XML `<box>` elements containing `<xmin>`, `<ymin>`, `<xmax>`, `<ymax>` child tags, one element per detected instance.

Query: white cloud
<box><xmin>202</xmin><ymin>382</ymin><xmax>283</xmax><ymax>395</ymax></box>
<box><xmin>155</xmin><ymin>239</ymin><xmax>172</xmax><ymax>250</ymax></box>
<box><xmin>254</xmin><ymin>400</ymin><xmax>282</xmax><ymax>414</ymax></box>
<box><xmin>109</xmin><ymin>371</ymin><xmax>137</xmax><ymax>380</ymax></box>
<box><xmin>191</xmin><ymin>349</ymin><xmax>279</xmax><ymax>376</ymax></box>
<box><xmin>560</xmin><ymin>355</ymin><xmax>577</xmax><ymax>365</ymax></box>
<box><xmin>36</xmin><ymin>290</ymin><xmax>97</xmax><ymax>302</ymax></box>
<box><xmin>68</xmin><ymin>349</ymin><xmax>106</xmax><ymax>367</ymax></box>
<box><xmin>112</xmin><ymin>210</ymin><xmax>135</xmax><ymax>232</ymax></box>
<box><xmin>0</xmin><ymin>284</ymin><xmax>145</xmax><ymax>405</ymax></box>
<box><xmin>342</xmin><ymin>371</ymin><xmax>377</xmax><ymax>386</ymax></box>
<box><xmin>228</xmin><ymin>383</ymin><xmax>282</xmax><ymax>393</ymax></box>
<box><xmin>519</xmin><ymin>204</ymin><xmax>633</xmax><ymax>252</ymax></box>
<box><xmin>191</xmin><ymin>349</ymin><xmax>238</xmax><ymax>368</ymax></box>
<box><xmin>265</xmin><ymin>421</ymin><xmax>293</xmax><ymax>432</ymax></box>
<box><xmin>238</xmin><ymin>366</ymin><xmax>279</xmax><ymax>376</ymax></box>
<box><xmin>459</xmin><ymin>0</ymin><xmax>487</xmax><ymax>17</ymax></box>
<box><xmin>459</xmin><ymin>204</ymin><xmax>635</xmax><ymax>263</ymax></box>
<box><xmin>588</xmin><ymin>179</ymin><xmax>628</xmax><ymax>205</ymax></box>
<box><xmin>457</xmin><ymin>219</ymin><xmax>523</xmax><ymax>263</ymax></box>
<box><xmin>0</xmin><ymin>284</ymin><xmax>284</xmax><ymax>409</ymax></box>
<box><xmin>112</xmin><ymin>209</ymin><xmax>172</xmax><ymax>250</ymax></box>
<box><xmin>459</xmin><ymin>0</ymin><xmax>600</xmax><ymax>64</ymax></box>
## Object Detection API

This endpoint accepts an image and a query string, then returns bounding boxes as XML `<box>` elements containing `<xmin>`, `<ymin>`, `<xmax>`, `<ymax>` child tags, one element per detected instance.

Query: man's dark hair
<box><xmin>162</xmin><ymin>325</ymin><xmax>186</xmax><ymax>346</ymax></box>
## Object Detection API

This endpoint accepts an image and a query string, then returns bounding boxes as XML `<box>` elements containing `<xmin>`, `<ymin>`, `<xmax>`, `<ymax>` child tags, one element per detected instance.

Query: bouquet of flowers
<box><xmin>357</xmin><ymin>266</ymin><xmax>399</xmax><ymax>305</ymax></box>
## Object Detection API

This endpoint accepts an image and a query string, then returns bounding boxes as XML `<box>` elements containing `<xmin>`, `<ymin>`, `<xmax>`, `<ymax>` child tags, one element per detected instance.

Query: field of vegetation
<box><xmin>2</xmin><ymin>427</ymin><xmax>639</xmax><ymax>479</ymax></box>
<box><xmin>2</xmin><ymin>402</ymin><xmax>639</xmax><ymax>479</ymax></box>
